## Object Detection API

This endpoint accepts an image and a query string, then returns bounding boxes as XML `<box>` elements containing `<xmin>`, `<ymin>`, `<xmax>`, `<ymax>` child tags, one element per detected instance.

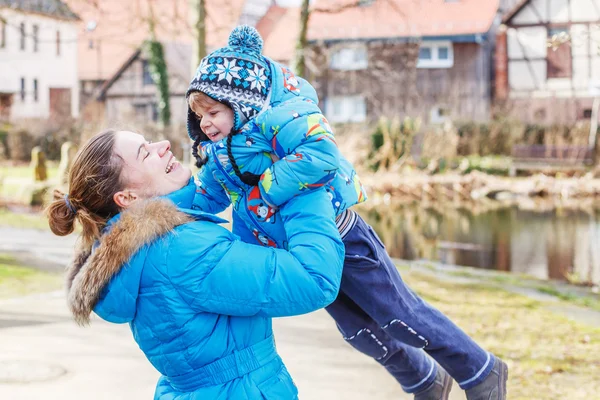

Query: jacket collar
<box><xmin>66</xmin><ymin>181</ymin><xmax>226</xmax><ymax>325</ymax></box>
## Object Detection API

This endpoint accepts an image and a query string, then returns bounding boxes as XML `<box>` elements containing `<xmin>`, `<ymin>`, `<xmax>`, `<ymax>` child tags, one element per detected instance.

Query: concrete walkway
<box><xmin>0</xmin><ymin>227</ymin><xmax>469</xmax><ymax>399</ymax></box>
<box><xmin>0</xmin><ymin>290</ymin><xmax>467</xmax><ymax>400</ymax></box>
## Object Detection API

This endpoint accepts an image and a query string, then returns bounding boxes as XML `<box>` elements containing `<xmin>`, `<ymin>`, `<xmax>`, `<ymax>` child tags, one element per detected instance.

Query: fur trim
<box><xmin>66</xmin><ymin>199</ymin><xmax>193</xmax><ymax>326</ymax></box>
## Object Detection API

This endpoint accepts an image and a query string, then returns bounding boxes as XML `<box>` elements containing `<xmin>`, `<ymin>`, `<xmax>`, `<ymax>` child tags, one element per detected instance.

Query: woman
<box><xmin>46</xmin><ymin>129</ymin><xmax>344</xmax><ymax>399</ymax></box>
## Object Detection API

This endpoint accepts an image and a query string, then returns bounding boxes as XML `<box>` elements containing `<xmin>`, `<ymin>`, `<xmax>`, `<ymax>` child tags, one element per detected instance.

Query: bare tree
<box><xmin>145</xmin><ymin>0</ymin><xmax>171</xmax><ymax>127</ymax></box>
<box><xmin>191</xmin><ymin>0</ymin><xmax>207</xmax><ymax>70</ymax></box>
<box><xmin>293</xmin><ymin>0</ymin><xmax>366</xmax><ymax>75</ymax></box>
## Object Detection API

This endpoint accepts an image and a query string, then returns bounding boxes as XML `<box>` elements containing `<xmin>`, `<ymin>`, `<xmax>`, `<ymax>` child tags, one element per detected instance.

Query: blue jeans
<box><xmin>325</xmin><ymin>214</ymin><xmax>495</xmax><ymax>393</ymax></box>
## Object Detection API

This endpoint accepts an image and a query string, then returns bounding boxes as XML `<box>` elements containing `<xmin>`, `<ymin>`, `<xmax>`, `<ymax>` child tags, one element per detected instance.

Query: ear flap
<box><xmin>186</xmin><ymin>107</ymin><xmax>209</xmax><ymax>142</ymax></box>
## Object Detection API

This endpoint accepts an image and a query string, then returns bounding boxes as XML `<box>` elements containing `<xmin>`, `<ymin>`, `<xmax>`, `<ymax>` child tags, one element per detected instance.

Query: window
<box><xmin>56</xmin><ymin>30</ymin><xmax>60</xmax><ymax>56</ymax></box>
<box><xmin>330</xmin><ymin>46</ymin><xmax>368</xmax><ymax>70</ymax></box>
<box><xmin>20</xmin><ymin>22</ymin><xmax>25</xmax><ymax>50</ymax></box>
<box><xmin>1</xmin><ymin>20</ymin><xmax>5</xmax><ymax>49</ymax></box>
<box><xmin>547</xmin><ymin>27</ymin><xmax>571</xmax><ymax>78</ymax></box>
<box><xmin>32</xmin><ymin>25</ymin><xmax>38</xmax><ymax>52</ymax></box>
<box><xmin>419</xmin><ymin>47</ymin><xmax>432</xmax><ymax>60</ymax></box>
<box><xmin>33</xmin><ymin>79</ymin><xmax>38</xmax><ymax>102</ymax></box>
<box><xmin>142</xmin><ymin>60</ymin><xmax>154</xmax><ymax>85</ymax></box>
<box><xmin>438</xmin><ymin>47</ymin><xmax>449</xmax><ymax>60</ymax></box>
<box><xmin>430</xmin><ymin>106</ymin><xmax>450</xmax><ymax>124</ymax></box>
<box><xmin>417</xmin><ymin>41</ymin><xmax>454</xmax><ymax>68</ymax></box>
<box><xmin>134</xmin><ymin>104</ymin><xmax>147</xmax><ymax>119</ymax></box>
<box><xmin>20</xmin><ymin>78</ymin><xmax>25</xmax><ymax>101</ymax></box>
<box><xmin>326</xmin><ymin>95</ymin><xmax>367</xmax><ymax>123</ymax></box>
<box><xmin>583</xmin><ymin>109</ymin><xmax>592</xmax><ymax>119</ymax></box>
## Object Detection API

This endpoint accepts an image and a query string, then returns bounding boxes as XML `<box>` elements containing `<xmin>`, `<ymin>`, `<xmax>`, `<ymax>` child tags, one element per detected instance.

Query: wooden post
<box><xmin>30</xmin><ymin>146</ymin><xmax>47</xmax><ymax>182</ymax></box>
<box><xmin>57</xmin><ymin>141</ymin><xmax>77</xmax><ymax>186</ymax></box>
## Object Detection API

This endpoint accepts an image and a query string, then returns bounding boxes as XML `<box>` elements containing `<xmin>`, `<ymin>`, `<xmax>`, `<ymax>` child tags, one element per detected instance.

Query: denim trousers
<box><xmin>325</xmin><ymin>214</ymin><xmax>495</xmax><ymax>393</ymax></box>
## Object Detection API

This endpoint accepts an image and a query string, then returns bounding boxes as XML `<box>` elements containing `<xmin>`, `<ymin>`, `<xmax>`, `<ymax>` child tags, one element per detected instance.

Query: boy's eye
<box><xmin>210</xmin><ymin>111</ymin><xmax>218</xmax><ymax>116</ymax></box>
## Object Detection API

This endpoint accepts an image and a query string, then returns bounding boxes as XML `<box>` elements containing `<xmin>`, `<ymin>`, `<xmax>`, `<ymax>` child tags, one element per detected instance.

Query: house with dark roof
<box><xmin>94</xmin><ymin>42</ymin><xmax>193</xmax><ymax>129</ymax></box>
<box><xmin>0</xmin><ymin>0</ymin><xmax>80</xmax><ymax>122</ymax></box>
<box><xmin>262</xmin><ymin>0</ymin><xmax>504</xmax><ymax>124</ymax></box>
<box><xmin>495</xmin><ymin>0</ymin><xmax>600</xmax><ymax>124</ymax></box>
<box><xmin>84</xmin><ymin>0</ymin><xmax>273</xmax><ymax>129</ymax></box>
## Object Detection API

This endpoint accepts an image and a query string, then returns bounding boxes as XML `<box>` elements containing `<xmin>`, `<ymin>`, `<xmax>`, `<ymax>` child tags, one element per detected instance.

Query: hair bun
<box><xmin>228</xmin><ymin>25</ymin><xmax>263</xmax><ymax>53</ymax></box>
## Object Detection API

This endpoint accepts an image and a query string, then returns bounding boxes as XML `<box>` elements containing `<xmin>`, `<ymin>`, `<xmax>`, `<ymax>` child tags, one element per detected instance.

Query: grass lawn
<box><xmin>0</xmin><ymin>208</ymin><xmax>50</xmax><ymax>230</ymax></box>
<box><xmin>0</xmin><ymin>165</ymin><xmax>59</xmax><ymax>203</ymax></box>
<box><xmin>0</xmin><ymin>253</ymin><xmax>62</xmax><ymax>299</ymax></box>
<box><xmin>401</xmin><ymin>267</ymin><xmax>600</xmax><ymax>400</ymax></box>
<box><xmin>0</xmin><ymin>164</ymin><xmax>59</xmax><ymax>179</ymax></box>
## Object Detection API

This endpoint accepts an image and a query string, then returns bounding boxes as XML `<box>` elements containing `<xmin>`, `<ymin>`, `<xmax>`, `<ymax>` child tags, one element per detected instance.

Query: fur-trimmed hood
<box><xmin>66</xmin><ymin>199</ymin><xmax>193</xmax><ymax>325</ymax></box>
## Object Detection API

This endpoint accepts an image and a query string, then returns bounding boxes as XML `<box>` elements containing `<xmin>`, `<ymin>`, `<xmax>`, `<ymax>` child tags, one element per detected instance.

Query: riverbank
<box><xmin>360</xmin><ymin>170</ymin><xmax>600</xmax><ymax>207</ymax></box>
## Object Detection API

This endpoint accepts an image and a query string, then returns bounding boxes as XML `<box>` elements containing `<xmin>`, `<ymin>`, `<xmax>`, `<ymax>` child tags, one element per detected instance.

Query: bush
<box><xmin>7</xmin><ymin>128</ymin><xmax>34</xmax><ymax>162</ymax></box>
<box><xmin>0</xmin><ymin>128</ymin><xmax>8</xmax><ymax>160</ymax></box>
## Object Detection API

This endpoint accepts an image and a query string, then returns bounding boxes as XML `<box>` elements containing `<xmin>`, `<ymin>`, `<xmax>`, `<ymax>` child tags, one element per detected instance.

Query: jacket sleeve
<box><xmin>169</xmin><ymin>189</ymin><xmax>344</xmax><ymax>317</ymax></box>
<box><xmin>191</xmin><ymin>162</ymin><xmax>231</xmax><ymax>214</ymax></box>
<box><xmin>257</xmin><ymin>105</ymin><xmax>341</xmax><ymax>207</ymax></box>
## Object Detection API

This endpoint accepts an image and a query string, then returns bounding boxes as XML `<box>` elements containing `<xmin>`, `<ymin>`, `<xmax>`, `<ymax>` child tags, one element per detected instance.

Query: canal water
<box><xmin>358</xmin><ymin>205</ymin><xmax>600</xmax><ymax>285</ymax></box>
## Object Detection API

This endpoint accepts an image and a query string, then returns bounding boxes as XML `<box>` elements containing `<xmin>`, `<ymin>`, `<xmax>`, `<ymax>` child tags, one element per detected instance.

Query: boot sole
<box><xmin>441</xmin><ymin>371</ymin><xmax>453</xmax><ymax>400</ymax></box>
<box><xmin>498</xmin><ymin>361</ymin><xmax>509</xmax><ymax>400</ymax></box>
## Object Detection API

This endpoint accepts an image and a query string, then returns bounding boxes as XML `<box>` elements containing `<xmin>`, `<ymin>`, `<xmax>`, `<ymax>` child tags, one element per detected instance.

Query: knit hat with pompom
<box><xmin>186</xmin><ymin>25</ymin><xmax>272</xmax><ymax>141</ymax></box>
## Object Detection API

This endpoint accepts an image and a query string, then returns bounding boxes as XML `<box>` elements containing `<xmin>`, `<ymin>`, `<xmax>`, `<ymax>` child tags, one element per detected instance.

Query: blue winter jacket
<box><xmin>193</xmin><ymin>59</ymin><xmax>367</xmax><ymax>249</ymax></box>
<box><xmin>65</xmin><ymin>179</ymin><xmax>344</xmax><ymax>399</ymax></box>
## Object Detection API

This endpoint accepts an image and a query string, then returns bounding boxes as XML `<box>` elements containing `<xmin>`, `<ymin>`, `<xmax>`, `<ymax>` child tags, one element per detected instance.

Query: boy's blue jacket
<box><xmin>193</xmin><ymin>59</ymin><xmax>367</xmax><ymax>248</ymax></box>
<box><xmin>65</xmin><ymin>180</ymin><xmax>344</xmax><ymax>399</ymax></box>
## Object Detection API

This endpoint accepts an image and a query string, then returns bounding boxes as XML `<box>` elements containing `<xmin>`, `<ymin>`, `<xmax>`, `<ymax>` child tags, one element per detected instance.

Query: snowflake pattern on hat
<box><xmin>186</xmin><ymin>25</ymin><xmax>273</xmax><ymax>140</ymax></box>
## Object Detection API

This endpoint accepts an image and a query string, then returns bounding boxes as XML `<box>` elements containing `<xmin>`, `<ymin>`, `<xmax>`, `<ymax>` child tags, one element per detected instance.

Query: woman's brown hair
<box><xmin>46</xmin><ymin>130</ymin><xmax>125</xmax><ymax>248</ymax></box>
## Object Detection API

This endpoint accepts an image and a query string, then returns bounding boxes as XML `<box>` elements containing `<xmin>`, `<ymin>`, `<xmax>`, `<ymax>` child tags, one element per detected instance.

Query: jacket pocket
<box><xmin>257</xmin><ymin>365</ymin><xmax>299</xmax><ymax>400</ymax></box>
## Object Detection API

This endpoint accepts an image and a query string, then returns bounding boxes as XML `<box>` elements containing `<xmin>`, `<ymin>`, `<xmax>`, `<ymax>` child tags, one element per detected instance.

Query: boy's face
<box><xmin>192</xmin><ymin>101</ymin><xmax>234</xmax><ymax>142</ymax></box>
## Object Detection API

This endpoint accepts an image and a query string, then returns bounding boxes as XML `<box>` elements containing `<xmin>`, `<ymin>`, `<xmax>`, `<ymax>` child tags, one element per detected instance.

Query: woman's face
<box><xmin>114</xmin><ymin>131</ymin><xmax>191</xmax><ymax>198</ymax></box>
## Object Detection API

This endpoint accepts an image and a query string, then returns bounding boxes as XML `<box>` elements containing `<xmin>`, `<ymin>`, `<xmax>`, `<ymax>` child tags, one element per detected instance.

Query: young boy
<box><xmin>186</xmin><ymin>25</ymin><xmax>507</xmax><ymax>400</ymax></box>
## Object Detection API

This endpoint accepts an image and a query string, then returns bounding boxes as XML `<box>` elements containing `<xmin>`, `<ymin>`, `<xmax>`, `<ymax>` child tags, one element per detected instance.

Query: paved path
<box><xmin>0</xmin><ymin>290</ymin><xmax>467</xmax><ymax>400</ymax></box>
<box><xmin>0</xmin><ymin>226</ymin><xmax>471</xmax><ymax>399</ymax></box>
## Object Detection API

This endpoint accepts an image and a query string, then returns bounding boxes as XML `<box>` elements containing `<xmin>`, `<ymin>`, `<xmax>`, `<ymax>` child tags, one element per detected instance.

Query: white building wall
<box><xmin>0</xmin><ymin>8</ymin><xmax>79</xmax><ymax>119</ymax></box>
<box><xmin>508</xmin><ymin>0</ymin><xmax>600</xmax><ymax>99</ymax></box>
<box><xmin>571</xmin><ymin>0</ymin><xmax>600</xmax><ymax>22</ymax></box>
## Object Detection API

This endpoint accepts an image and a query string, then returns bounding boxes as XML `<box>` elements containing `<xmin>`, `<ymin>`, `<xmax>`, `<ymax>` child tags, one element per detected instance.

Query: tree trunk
<box><xmin>191</xmin><ymin>0</ymin><xmax>207</xmax><ymax>69</ymax></box>
<box><xmin>145</xmin><ymin>0</ymin><xmax>171</xmax><ymax>127</ymax></box>
<box><xmin>294</xmin><ymin>0</ymin><xmax>310</xmax><ymax>76</ymax></box>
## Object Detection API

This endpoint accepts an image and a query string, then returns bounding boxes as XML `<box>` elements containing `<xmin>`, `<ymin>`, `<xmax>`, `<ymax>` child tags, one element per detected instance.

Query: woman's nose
<box><xmin>156</xmin><ymin>140</ymin><xmax>171</xmax><ymax>157</ymax></box>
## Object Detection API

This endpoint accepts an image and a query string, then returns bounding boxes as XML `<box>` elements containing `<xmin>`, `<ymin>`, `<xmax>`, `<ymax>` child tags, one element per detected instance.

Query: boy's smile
<box><xmin>193</xmin><ymin>100</ymin><xmax>235</xmax><ymax>142</ymax></box>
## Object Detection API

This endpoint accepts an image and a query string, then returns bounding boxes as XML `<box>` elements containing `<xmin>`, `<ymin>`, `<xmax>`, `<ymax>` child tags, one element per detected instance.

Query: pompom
<box><xmin>228</xmin><ymin>25</ymin><xmax>263</xmax><ymax>53</ymax></box>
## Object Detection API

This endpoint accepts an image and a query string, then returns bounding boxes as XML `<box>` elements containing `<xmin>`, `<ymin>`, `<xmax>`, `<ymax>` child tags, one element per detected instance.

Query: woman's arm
<box><xmin>169</xmin><ymin>189</ymin><xmax>344</xmax><ymax>317</ymax></box>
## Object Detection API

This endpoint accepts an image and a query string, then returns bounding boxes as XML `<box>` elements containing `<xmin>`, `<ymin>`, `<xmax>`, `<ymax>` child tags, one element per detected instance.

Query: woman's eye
<box><xmin>143</xmin><ymin>142</ymin><xmax>152</xmax><ymax>159</ymax></box>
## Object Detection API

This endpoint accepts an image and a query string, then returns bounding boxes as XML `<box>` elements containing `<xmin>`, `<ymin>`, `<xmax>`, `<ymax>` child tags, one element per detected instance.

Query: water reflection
<box><xmin>357</xmin><ymin>204</ymin><xmax>600</xmax><ymax>285</ymax></box>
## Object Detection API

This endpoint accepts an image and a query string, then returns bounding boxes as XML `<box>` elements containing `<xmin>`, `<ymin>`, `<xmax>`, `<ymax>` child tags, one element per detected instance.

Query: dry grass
<box><xmin>0</xmin><ymin>253</ymin><xmax>62</xmax><ymax>299</ymax></box>
<box><xmin>401</xmin><ymin>269</ymin><xmax>600</xmax><ymax>399</ymax></box>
